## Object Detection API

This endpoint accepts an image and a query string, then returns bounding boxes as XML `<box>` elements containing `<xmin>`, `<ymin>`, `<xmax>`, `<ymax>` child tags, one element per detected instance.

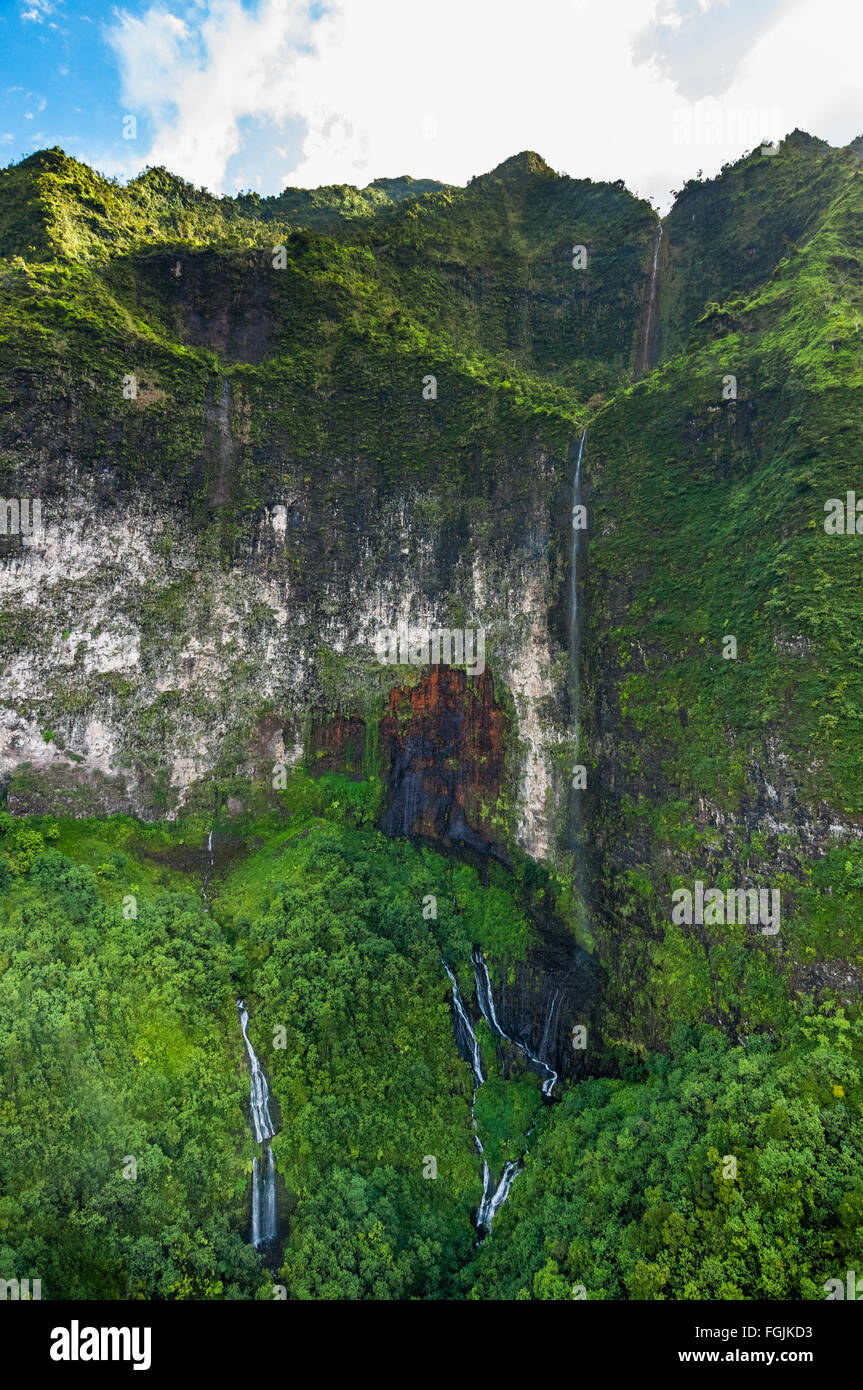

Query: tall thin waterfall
<box><xmin>570</xmin><ymin>427</ymin><xmax>587</xmax><ymax>713</ymax></box>
<box><xmin>639</xmin><ymin>221</ymin><xmax>663</xmax><ymax>375</ymax></box>
<box><xmin>238</xmin><ymin>1000</ymin><xmax>278</xmax><ymax>1249</ymax></box>
<box><xmin>570</xmin><ymin>426</ymin><xmax>588</xmax><ymax>880</ymax></box>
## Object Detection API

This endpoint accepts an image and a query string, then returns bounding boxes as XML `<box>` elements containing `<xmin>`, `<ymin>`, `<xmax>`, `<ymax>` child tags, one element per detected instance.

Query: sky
<box><xmin>1</xmin><ymin>0</ymin><xmax>861</xmax><ymax>210</ymax></box>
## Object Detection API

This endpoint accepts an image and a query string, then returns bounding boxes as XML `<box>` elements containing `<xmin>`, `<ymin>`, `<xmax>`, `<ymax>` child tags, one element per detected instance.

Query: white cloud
<box><xmin>107</xmin><ymin>1</ymin><xmax>316</xmax><ymax>193</ymax></box>
<box><xmin>20</xmin><ymin>0</ymin><xmax>55</xmax><ymax>22</ymax></box>
<box><xmin>726</xmin><ymin>0</ymin><xmax>863</xmax><ymax>148</ymax></box>
<box><xmin>105</xmin><ymin>0</ymin><xmax>863</xmax><ymax>207</ymax></box>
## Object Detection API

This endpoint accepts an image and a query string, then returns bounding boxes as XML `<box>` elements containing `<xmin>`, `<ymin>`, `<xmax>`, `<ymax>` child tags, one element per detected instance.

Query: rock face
<box><xmin>309</xmin><ymin>666</ymin><xmax>534</xmax><ymax>861</ymax></box>
<box><xmin>0</xmin><ymin>146</ymin><xmax>661</xmax><ymax>867</ymax></box>
<box><xmin>490</xmin><ymin>930</ymin><xmax>603</xmax><ymax>1084</ymax></box>
<box><xmin>309</xmin><ymin>711</ymin><xmax>367</xmax><ymax>779</ymax></box>
<box><xmin>6</xmin><ymin>763</ymin><xmax>136</xmax><ymax>817</ymax></box>
<box><xmin>380</xmin><ymin>667</ymin><xmax>506</xmax><ymax>856</ymax></box>
<box><xmin>0</xmin><ymin>459</ymin><xmax>572</xmax><ymax>865</ymax></box>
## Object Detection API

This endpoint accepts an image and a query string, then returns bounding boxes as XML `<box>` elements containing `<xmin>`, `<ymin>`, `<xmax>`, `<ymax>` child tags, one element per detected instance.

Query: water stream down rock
<box><xmin>238</xmin><ymin>1000</ymin><xmax>278</xmax><ymax>1250</ymax></box>
<box><xmin>443</xmin><ymin>948</ymin><xmax>561</xmax><ymax>1232</ymax></box>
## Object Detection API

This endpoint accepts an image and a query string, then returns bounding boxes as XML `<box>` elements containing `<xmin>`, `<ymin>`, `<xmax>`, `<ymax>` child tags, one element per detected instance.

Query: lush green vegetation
<box><xmin>1</xmin><ymin>133</ymin><xmax>863</xmax><ymax>1300</ymax></box>
<box><xmin>0</xmin><ymin>779</ymin><xmax>549</xmax><ymax>1300</ymax></box>
<box><xmin>0</xmin><ymin>146</ymin><xmax>653</xmax><ymax>395</ymax></box>
<box><xmin>2</xmin><ymin>778</ymin><xmax>861</xmax><ymax>1300</ymax></box>
<box><xmin>466</xmin><ymin>1012</ymin><xmax>863</xmax><ymax>1300</ymax></box>
<box><xmin>0</xmin><ymin>810</ymin><xmax>266</xmax><ymax>1299</ymax></box>
<box><xmin>583</xmin><ymin>130</ymin><xmax>863</xmax><ymax>1053</ymax></box>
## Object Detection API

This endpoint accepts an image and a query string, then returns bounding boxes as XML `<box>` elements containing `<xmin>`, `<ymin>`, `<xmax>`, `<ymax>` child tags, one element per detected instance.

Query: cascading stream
<box><xmin>442</xmin><ymin>960</ymin><xmax>500</xmax><ymax>1231</ymax></box>
<box><xmin>477</xmin><ymin>1160</ymin><xmax>520</xmax><ymax>1230</ymax></box>
<box><xmin>238</xmin><ymin>1000</ymin><xmax>278</xmax><ymax>1250</ymax></box>
<box><xmin>472</xmin><ymin>947</ymin><xmax>559</xmax><ymax>1097</ymax></box>
<box><xmin>444</xmin><ymin>950</ymin><xmax>561</xmax><ymax>1232</ymax></box>
<box><xmin>442</xmin><ymin>961</ymin><xmax>484</xmax><ymax>1088</ymax></box>
<box><xmin>441</xmin><ymin>431</ymin><xmax>590</xmax><ymax>1234</ymax></box>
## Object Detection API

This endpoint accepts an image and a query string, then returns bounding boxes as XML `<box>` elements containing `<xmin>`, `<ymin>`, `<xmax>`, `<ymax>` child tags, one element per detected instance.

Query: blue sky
<box><xmin>1</xmin><ymin>2</ymin><xmax>142</xmax><ymax>171</ymax></box>
<box><xmin>0</xmin><ymin>1</ymin><xmax>307</xmax><ymax>190</ymax></box>
<box><xmin>2</xmin><ymin>1</ymin><xmax>861</xmax><ymax>208</ymax></box>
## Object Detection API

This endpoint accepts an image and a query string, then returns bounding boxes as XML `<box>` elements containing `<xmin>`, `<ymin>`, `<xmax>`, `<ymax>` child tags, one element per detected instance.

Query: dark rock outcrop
<box><xmin>380</xmin><ymin>667</ymin><xmax>506</xmax><ymax>857</ymax></box>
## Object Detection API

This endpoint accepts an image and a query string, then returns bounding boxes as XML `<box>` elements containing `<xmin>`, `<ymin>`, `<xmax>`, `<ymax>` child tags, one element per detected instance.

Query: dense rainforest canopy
<box><xmin>1</xmin><ymin>778</ymin><xmax>861</xmax><ymax>1299</ymax></box>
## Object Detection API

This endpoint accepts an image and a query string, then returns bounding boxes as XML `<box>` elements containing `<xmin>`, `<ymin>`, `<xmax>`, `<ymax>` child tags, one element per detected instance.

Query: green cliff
<box><xmin>1</xmin><ymin>133</ymin><xmax>862</xmax><ymax>1300</ymax></box>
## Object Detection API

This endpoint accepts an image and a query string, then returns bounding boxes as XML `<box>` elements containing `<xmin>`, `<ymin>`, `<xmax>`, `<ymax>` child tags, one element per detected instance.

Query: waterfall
<box><xmin>201</xmin><ymin>827</ymin><xmax>216</xmax><ymax>903</ymax></box>
<box><xmin>570</xmin><ymin>427</ymin><xmax>587</xmax><ymax>726</ymax></box>
<box><xmin>251</xmin><ymin>1155</ymin><xmax>262</xmax><ymax>1250</ymax></box>
<box><xmin>442</xmin><ymin>961</ymin><xmax>484</xmax><ymax>1087</ymax></box>
<box><xmin>476</xmin><ymin>1160</ymin><xmax>520</xmax><ymax>1229</ymax></box>
<box><xmin>539</xmin><ymin>988</ymin><xmax>562</xmax><ymax>1060</ymax></box>
<box><xmin>443</xmin><ymin>959</ymin><xmax>505</xmax><ymax>1233</ymax></box>
<box><xmin>444</xmin><ymin>950</ymin><xmax>562</xmax><ymax>1232</ymax></box>
<box><xmin>238</xmin><ymin>1000</ymin><xmax>278</xmax><ymax>1249</ymax></box>
<box><xmin>472</xmin><ymin>947</ymin><xmax>558</xmax><ymax>1098</ymax></box>
<box><xmin>639</xmin><ymin>221</ymin><xmax>663</xmax><ymax>375</ymax></box>
<box><xmin>570</xmin><ymin>426</ymin><xmax>587</xmax><ymax>891</ymax></box>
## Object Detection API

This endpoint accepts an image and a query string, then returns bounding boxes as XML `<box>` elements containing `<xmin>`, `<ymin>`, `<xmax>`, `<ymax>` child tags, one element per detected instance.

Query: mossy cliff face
<box><xmin>0</xmin><ymin>453</ymin><xmax>569</xmax><ymax>860</ymax></box>
<box><xmin>657</xmin><ymin>131</ymin><xmax>860</xmax><ymax>361</ymax></box>
<box><xmin>582</xmin><ymin>133</ymin><xmax>863</xmax><ymax>1048</ymax></box>
<box><xmin>0</xmin><ymin>147</ymin><xmax>661</xmax><ymax>875</ymax></box>
<box><xmin>2</xmin><ymin>136</ymin><xmax>863</xmax><ymax>1057</ymax></box>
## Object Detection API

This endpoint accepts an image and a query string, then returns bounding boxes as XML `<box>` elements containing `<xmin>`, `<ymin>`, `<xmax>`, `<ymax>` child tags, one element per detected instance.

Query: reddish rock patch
<box><xmin>308</xmin><ymin>710</ymin><xmax>367</xmax><ymax>778</ymax></box>
<box><xmin>379</xmin><ymin>667</ymin><xmax>506</xmax><ymax>856</ymax></box>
